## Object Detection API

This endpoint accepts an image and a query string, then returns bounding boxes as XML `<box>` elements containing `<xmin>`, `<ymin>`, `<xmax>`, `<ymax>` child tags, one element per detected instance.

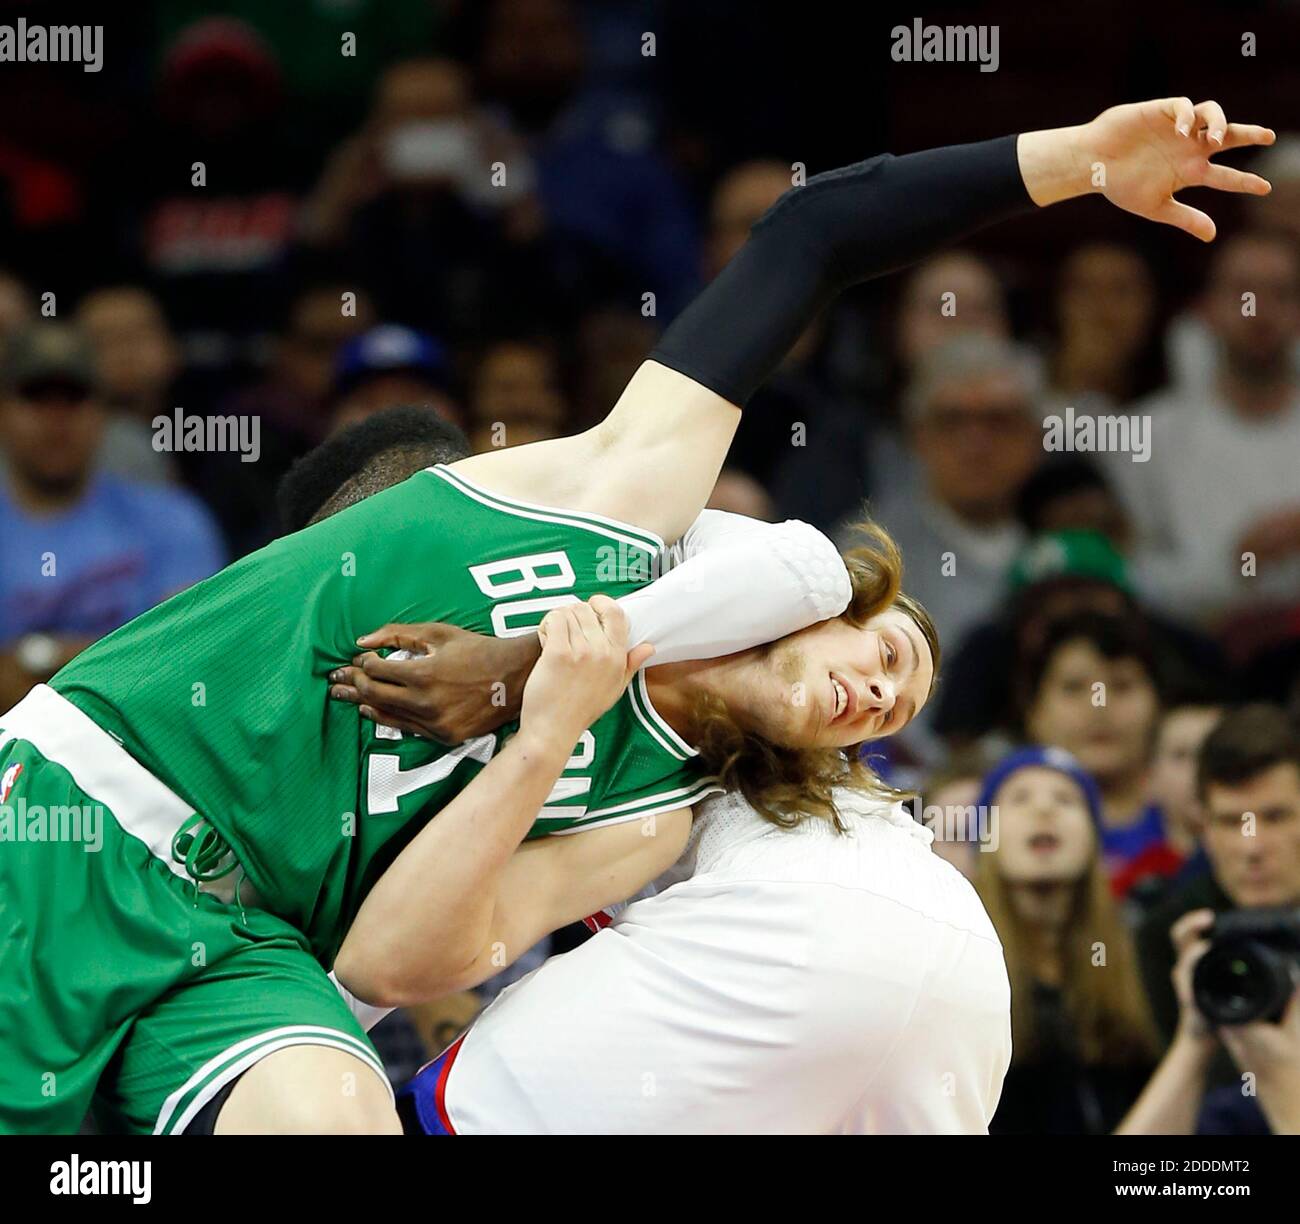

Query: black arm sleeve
<box><xmin>649</xmin><ymin>134</ymin><xmax>1034</xmax><ymax>407</ymax></box>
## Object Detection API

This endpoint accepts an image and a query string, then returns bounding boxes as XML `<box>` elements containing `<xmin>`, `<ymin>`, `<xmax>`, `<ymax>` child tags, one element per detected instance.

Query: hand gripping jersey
<box><xmin>53</xmin><ymin>465</ymin><xmax>721</xmax><ymax>963</ymax></box>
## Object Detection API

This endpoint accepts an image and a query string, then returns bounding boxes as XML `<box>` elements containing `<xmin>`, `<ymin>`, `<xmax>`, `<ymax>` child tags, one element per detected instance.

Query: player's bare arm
<box><xmin>448</xmin><ymin>803</ymin><xmax>692</xmax><ymax>997</ymax></box>
<box><xmin>334</xmin><ymin>596</ymin><xmax>662</xmax><ymax>1006</ymax></box>
<box><xmin>445</xmin><ymin>99</ymin><xmax>1271</xmax><ymax>545</ymax></box>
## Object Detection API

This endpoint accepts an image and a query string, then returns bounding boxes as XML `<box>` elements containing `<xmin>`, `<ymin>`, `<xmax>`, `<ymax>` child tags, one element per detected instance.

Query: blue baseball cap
<box><xmin>334</xmin><ymin>325</ymin><xmax>449</xmax><ymax>396</ymax></box>
<box><xmin>976</xmin><ymin>744</ymin><xmax>1104</xmax><ymax>834</ymax></box>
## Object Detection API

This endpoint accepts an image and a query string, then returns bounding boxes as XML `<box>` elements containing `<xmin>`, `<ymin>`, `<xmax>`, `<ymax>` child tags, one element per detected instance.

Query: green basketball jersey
<box><xmin>54</xmin><ymin>465</ymin><xmax>720</xmax><ymax>962</ymax></box>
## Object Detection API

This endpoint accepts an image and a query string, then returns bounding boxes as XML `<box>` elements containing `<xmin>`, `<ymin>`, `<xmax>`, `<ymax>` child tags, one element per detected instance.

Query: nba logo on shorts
<box><xmin>1</xmin><ymin>762</ymin><xmax>23</xmax><ymax>803</ymax></box>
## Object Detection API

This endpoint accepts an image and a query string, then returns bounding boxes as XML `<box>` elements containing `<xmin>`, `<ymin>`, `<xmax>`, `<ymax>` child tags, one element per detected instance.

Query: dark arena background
<box><xmin>0</xmin><ymin>0</ymin><xmax>1297</xmax><ymax>1202</ymax></box>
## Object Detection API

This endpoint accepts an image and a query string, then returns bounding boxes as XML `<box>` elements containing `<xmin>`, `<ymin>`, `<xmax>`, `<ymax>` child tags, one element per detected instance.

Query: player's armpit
<box><xmin>451</xmin><ymin>806</ymin><xmax>694</xmax><ymax>996</ymax></box>
<box><xmin>449</xmin><ymin>361</ymin><xmax>739</xmax><ymax>546</ymax></box>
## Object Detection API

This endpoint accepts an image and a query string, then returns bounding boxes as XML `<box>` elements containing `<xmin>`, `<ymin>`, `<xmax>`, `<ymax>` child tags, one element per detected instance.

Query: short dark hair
<box><xmin>1014</xmin><ymin>457</ymin><xmax>1111</xmax><ymax>534</ymax></box>
<box><xmin>276</xmin><ymin>405</ymin><xmax>471</xmax><ymax>534</ymax></box>
<box><xmin>1016</xmin><ymin>610</ymin><xmax>1162</xmax><ymax>725</ymax></box>
<box><xmin>1197</xmin><ymin>703</ymin><xmax>1300</xmax><ymax>801</ymax></box>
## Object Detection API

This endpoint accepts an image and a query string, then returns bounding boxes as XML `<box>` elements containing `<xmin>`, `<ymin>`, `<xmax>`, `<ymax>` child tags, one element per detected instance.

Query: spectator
<box><xmin>1250</xmin><ymin>136</ymin><xmax>1300</xmax><ymax>247</ymax></box>
<box><xmin>0</xmin><ymin>5</ymin><xmax>139</xmax><ymax>298</ymax></box>
<box><xmin>468</xmin><ymin>338</ymin><xmax>567</xmax><ymax>452</ymax></box>
<box><xmin>330</xmin><ymin>325</ymin><xmax>463</xmax><ymax>436</ymax></box>
<box><xmin>300</xmin><ymin>56</ymin><xmax>557</xmax><ymax>341</ymax></box>
<box><xmin>149</xmin><ymin>0</ymin><xmax>443</xmax><ymax>162</ymax></box>
<box><xmin>777</xmin><ymin>251</ymin><xmax>1011</xmax><ymax>534</ymax></box>
<box><xmin>893</xmin><ymin>252</ymin><xmax>1011</xmax><ymax>380</ymax></box>
<box><xmin>1017</xmin><ymin>611</ymin><xmax>1185</xmax><ymax>897</ymax></box>
<box><xmin>841</xmin><ymin>335</ymin><xmax>1043</xmax><ymax>669</ymax></box>
<box><xmin>0</xmin><ymin>324</ymin><xmax>224</xmax><ymax>708</ymax></box>
<box><xmin>933</xmin><ymin>530</ymin><xmax>1230</xmax><ymax>751</ymax></box>
<box><xmin>75</xmin><ymin>285</ymin><xmax>183</xmax><ymax>486</ymax></box>
<box><xmin>241</xmin><ymin>282</ymin><xmax>378</xmax><ymax>450</ymax></box>
<box><xmin>197</xmin><ymin>282</ymin><xmax>377</xmax><ymax>555</ymax></box>
<box><xmin>128</xmin><ymin>19</ymin><xmax>307</xmax><ymax>351</ymax></box>
<box><xmin>76</xmin><ymin>286</ymin><xmax>182</xmax><ymax>422</ymax></box>
<box><xmin>703</xmin><ymin>161</ymin><xmax>791</xmax><ymax>282</ymax></box>
<box><xmin>919</xmin><ymin>746</ymin><xmax>994</xmax><ymax>880</ymax></box>
<box><xmin>1146</xmin><ymin>698</ymin><xmax>1225</xmax><ymax>864</ymax></box>
<box><xmin>1165</xmin><ymin>138</ymin><xmax>1300</xmax><ymax>392</ymax></box>
<box><xmin>1119</xmin><ymin>908</ymin><xmax>1300</xmax><ymax>1135</ymax></box>
<box><xmin>1043</xmin><ymin>241</ymin><xmax>1162</xmax><ymax>415</ymax></box>
<box><xmin>975</xmin><ymin>747</ymin><xmax>1159</xmax><ymax>1134</ymax></box>
<box><xmin>475</xmin><ymin>0</ymin><xmax>702</xmax><ymax>321</ymax></box>
<box><xmin>1109</xmin><ymin>232</ymin><xmax>1300</xmax><ymax>622</ymax></box>
<box><xmin>1014</xmin><ymin>457</ymin><xmax>1132</xmax><ymax>554</ymax></box>
<box><xmin>0</xmin><ymin>269</ymin><xmax>33</xmax><ymax>345</ymax></box>
<box><xmin>1132</xmin><ymin>705</ymin><xmax>1300</xmax><ymax>1133</ymax></box>
<box><xmin>876</xmin><ymin>250</ymin><xmax>1015</xmax><ymax>479</ymax></box>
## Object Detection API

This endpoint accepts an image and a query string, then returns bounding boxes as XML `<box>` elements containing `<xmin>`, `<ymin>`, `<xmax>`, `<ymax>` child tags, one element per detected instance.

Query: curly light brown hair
<box><xmin>688</xmin><ymin>518</ymin><xmax>940</xmax><ymax>831</ymax></box>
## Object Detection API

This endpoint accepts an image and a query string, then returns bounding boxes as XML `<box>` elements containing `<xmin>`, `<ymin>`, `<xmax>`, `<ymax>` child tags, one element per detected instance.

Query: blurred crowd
<box><xmin>2</xmin><ymin>1</ymin><xmax>1298</xmax><ymax>1136</ymax></box>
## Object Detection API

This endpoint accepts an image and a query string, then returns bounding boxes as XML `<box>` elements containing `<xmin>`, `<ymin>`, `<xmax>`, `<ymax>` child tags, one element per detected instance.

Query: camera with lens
<box><xmin>1192</xmin><ymin>908</ymin><xmax>1300</xmax><ymax>1026</ymax></box>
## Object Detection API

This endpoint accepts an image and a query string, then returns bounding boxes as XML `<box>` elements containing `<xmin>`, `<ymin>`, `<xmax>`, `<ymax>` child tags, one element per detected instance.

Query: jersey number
<box><xmin>367</xmin><ymin>731</ymin><xmax>596</xmax><ymax>818</ymax></box>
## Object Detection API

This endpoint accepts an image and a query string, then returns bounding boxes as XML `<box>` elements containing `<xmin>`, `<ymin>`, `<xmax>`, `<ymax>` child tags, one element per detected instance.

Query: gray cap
<box><xmin>2</xmin><ymin>323</ymin><xmax>98</xmax><ymax>395</ymax></box>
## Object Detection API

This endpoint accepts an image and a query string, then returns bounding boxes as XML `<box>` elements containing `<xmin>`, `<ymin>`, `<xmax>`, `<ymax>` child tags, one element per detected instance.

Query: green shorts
<box><xmin>0</xmin><ymin>687</ymin><xmax>389</xmax><ymax>1135</ymax></box>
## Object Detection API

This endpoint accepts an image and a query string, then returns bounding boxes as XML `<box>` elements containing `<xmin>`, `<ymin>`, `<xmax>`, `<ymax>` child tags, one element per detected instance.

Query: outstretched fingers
<box><xmin>1218</xmin><ymin>122</ymin><xmax>1276</xmax><ymax>152</ymax></box>
<box><xmin>1202</xmin><ymin>163</ymin><xmax>1272</xmax><ymax>196</ymax></box>
<box><xmin>1154</xmin><ymin>197</ymin><xmax>1216</xmax><ymax>243</ymax></box>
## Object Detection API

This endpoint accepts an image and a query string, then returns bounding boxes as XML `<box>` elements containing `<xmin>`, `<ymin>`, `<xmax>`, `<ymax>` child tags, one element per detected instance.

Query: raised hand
<box><xmin>1019</xmin><ymin>97</ymin><xmax>1275</xmax><ymax>241</ymax></box>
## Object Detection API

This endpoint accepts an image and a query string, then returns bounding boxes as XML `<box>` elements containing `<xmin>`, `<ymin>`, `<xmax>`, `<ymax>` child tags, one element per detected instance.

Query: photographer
<box><xmin>1123</xmin><ymin>704</ymin><xmax>1300</xmax><ymax>1133</ymax></box>
<box><xmin>1117</xmin><ymin>911</ymin><xmax>1300</xmax><ymax>1135</ymax></box>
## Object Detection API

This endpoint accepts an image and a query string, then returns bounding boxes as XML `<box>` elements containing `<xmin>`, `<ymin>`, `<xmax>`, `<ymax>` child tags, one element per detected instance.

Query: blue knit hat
<box><xmin>975</xmin><ymin>745</ymin><xmax>1104</xmax><ymax>838</ymax></box>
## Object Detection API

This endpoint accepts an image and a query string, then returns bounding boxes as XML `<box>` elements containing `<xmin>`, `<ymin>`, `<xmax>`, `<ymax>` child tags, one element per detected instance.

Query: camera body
<box><xmin>1192</xmin><ymin>907</ymin><xmax>1300</xmax><ymax>1026</ymax></box>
